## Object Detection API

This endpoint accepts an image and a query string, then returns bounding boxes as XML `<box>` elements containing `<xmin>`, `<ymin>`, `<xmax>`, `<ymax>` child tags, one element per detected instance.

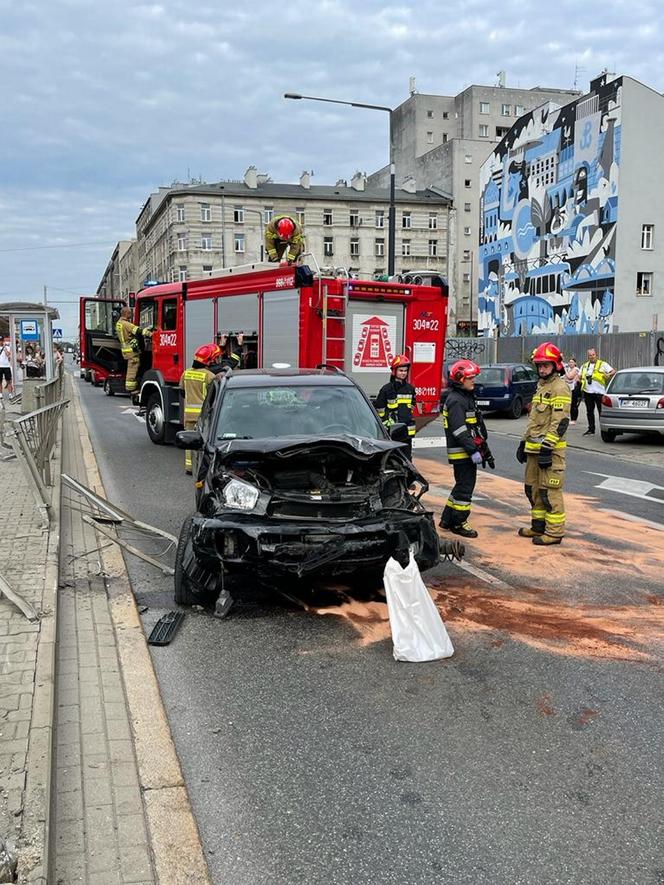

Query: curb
<box><xmin>18</xmin><ymin>405</ymin><xmax>64</xmax><ymax>884</ymax></box>
<box><xmin>69</xmin><ymin>379</ymin><xmax>211</xmax><ymax>884</ymax></box>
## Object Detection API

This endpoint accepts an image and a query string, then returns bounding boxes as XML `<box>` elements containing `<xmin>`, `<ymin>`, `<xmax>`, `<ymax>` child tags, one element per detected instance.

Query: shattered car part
<box><xmin>214</xmin><ymin>589</ymin><xmax>233</xmax><ymax>619</ymax></box>
<box><xmin>148</xmin><ymin>611</ymin><xmax>185</xmax><ymax>645</ymax></box>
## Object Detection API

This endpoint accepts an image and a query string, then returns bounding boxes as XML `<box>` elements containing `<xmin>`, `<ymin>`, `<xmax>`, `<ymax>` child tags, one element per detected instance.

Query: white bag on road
<box><xmin>383</xmin><ymin>552</ymin><xmax>454</xmax><ymax>662</ymax></box>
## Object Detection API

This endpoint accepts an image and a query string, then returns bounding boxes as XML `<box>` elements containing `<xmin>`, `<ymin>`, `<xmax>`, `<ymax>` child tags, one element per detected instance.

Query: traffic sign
<box><xmin>52</xmin><ymin>325</ymin><xmax>64</xmax><ymax>340</ymax></box>
<box><xmin>21</xmin><ymin>320</ymin><xmax>39</xmax><ymax>341</ymax></box>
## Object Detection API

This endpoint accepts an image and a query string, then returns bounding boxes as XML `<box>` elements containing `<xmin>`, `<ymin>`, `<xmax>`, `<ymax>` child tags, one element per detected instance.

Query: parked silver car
<box><xmin>599</xmin><ymin>366</ymin><xmax>664</xmax><ymax>442</ymax></box>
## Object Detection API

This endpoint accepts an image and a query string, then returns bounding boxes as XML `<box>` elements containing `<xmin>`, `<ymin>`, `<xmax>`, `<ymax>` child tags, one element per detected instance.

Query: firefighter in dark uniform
<box><xmin>375</xmin><ymin>354</ymin><xmax>417</xmax><ymax>459</ymax></box>
<box><xmin>264</xmin><ymin>215</ymin><xmax>304</xmax><ymax>264</ymax></box>
<box><xmin>516</xmin><ymin>342</ymin><xmax>570</xmax><ymax>545</ymax></box>
<box><xmin>179</xmin><ymin>343</ymin><xmax>220</xmax><ymax>474</ymax></box>
<box><xmin>212</xmin><ymin>332</ymin><xmax>244</xmax><ymax>372</ymax></box>
<box><xmin>440</xmin><ymin>359</ymin><xmax>494</xmax><ymax>538</ymax></box>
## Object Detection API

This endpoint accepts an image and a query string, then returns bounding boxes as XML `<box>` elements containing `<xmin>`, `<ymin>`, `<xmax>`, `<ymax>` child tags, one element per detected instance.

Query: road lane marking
<box><xmin>586</xmin><ymin>472</ymin><xmax>664</xmax><ymax>505</ymax></box>
<box><xmin>598</xmin><ymin>509</ymin><xmax>664</xmax><ymax>531</ymax></box>
<box><xmin>413</xmin><ymin>436</ymin><xmax>446</xmax><ymax>449</ymax></box>
<box><xmin>452</xmin><ymin>558</ymin><xmax>515</xmax><ymax>591</ymax></box>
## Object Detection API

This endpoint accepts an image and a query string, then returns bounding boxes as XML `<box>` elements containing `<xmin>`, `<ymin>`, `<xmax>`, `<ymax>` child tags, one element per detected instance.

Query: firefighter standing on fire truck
<box><xmin>439</xmin><ymin>359</ymin><xmax>494</xmax><ymax>538</ymax></box>
<box><xmin>115</xmin><ymin>307</ymin><xmax>152</xmax><ymax>393</ymax></box>
<box><xmin>375</xmin><ymin>354</ymin><xmax>417</xmax><ymax>459</ymax></box>
<box><xmin>264</xmin><ymin>215</ymin><xmax>304</xmax><ymax>263</ymax></box>
<box><xmin>516</xmin><ymin>342</ymin><xmax>571</xmax><ymax>545</ymax></box>
<box><xmin>179</xmin><ymin>343</ymin><xmax>219</xmax><ymax>474</ymax></box>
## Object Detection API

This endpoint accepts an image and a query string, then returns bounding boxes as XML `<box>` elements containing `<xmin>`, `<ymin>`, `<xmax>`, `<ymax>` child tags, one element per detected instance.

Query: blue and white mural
<box><xmin>478</xmin><ymin>74</ymin><xmax>622</xmax><ymax>336</ymax></box>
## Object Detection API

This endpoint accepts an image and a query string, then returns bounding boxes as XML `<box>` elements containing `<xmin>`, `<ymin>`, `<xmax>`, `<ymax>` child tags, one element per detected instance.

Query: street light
<box><xmin>284</xmin><ymin>92</ymin><xmax>396</xmax><ymax>275</ymax></box>
<box><xmin>241</xmin><ymin>207</ymin><xmax>265</xmax><ymax>262</ymax></box>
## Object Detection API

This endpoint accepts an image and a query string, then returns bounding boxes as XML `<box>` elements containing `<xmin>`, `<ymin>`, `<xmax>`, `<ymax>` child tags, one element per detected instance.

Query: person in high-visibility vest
<box><xmin>178</xmin><ymin>343</ymin><xmax>220</xmax><ymax>474</ymax></box>
<box><xmin>264</xmin><ymin>215</ymin><xmax>304</xmax><ymax>264</ymax></box>
<box><xmin>579</xmin><ymin>347</ymin><xmax>615</xmax><ymax>436</ymax></box>
<box><xmin>115</xmin><ymin>307</ymin><xmax>152</xmax><ymax>393</ymax></box>
<box><xmin>375</xmin><ymin>354</ymin><xmax>417</xmax><ymax>459</ymax></box>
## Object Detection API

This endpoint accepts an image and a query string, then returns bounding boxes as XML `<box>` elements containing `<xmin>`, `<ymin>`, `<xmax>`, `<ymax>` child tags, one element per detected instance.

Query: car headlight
<box><xmin>223</xmin><ymin>478</ymin><xmax>259</xmax><ymax>510</ymax></box>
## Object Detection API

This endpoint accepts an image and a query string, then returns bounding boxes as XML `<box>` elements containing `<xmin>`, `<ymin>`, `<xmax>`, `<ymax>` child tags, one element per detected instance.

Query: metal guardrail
<box><xmin>12</xmin><ymin>399</ymin><xmax>69</xmax><ymax>488</ymax></box>
<box><xmin>33</xmin><ymin>362</ymin><xmax>65</xmax><ymax>408</ymax></box>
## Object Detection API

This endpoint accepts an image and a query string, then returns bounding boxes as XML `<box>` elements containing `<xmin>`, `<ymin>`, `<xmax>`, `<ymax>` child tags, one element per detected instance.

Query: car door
<box><xmin>195</xmin><ymin>380</ymin><xmax>219</xmax><ymax>496</ymax></box>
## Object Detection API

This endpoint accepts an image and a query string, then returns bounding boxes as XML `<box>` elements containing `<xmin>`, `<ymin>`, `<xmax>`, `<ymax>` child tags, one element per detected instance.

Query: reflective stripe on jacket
<box><xmin>375</xmin><ymin>378</ymin><xmax>417</xmax><ymax>437</ymax></box>
<box><xmin>579</xmin><ymin>360</ymin><xmax>612</xmax><ymax>392</ymax></box>
<box><xmin>523</xmin><ymin>374</ymin><xmax>571</xmax><ymax>453</ymax></box>
<box><xmin>442</xmin><ymin>387</ymin><xmax>486</xmax><ymax>463</ymax></box>
<box><xmin>264</xmin><ymin>215</ymin><xmax>304</xmax><ymax>261</ymax></box>
<box><xmin>179</xmin><ymin>368</ymin><xmax>215</xmax><ymax>419</ymax></box>
<box><xmin>116</xmin><ymin>318</ymin><xmax>140</xmax><ymax>358</ymax></box>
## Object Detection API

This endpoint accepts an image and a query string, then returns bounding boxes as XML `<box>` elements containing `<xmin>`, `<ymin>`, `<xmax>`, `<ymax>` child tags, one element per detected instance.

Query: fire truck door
<box><xmin>184</xmin><ymin>299</ymin><xmax>215</xmax><ymax>369</ymax></box>
<box><xmin>344</xmin><ymin>301</ymin><xmax>404</xmax><ymax>397</ymax></box>
<box><xmin>262</xmin><ymin>289</ymin><xmax>299</xmax><ymax>368</ymax></box>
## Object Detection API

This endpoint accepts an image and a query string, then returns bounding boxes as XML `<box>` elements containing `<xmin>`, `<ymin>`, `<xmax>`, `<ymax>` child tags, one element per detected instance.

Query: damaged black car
<box><xmin>174</xmin><ymin>368</ymin><xmax>441</xmax><ymax>608</ymax></box>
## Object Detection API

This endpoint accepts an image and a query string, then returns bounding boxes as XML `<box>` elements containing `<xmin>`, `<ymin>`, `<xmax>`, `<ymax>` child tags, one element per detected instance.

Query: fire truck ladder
<box><xmin>321</xmin><ymin>283</ymin><xmax>347</xmax><ymax>371</ymax></box>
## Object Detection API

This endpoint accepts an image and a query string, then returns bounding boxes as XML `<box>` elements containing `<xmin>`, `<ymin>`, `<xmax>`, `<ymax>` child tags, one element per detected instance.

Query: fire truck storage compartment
<box><xmin>217</xmin><ymin>292</ymin><xmax>259</xmax><ymax>337</ymax></box>
<box><xmin>262</xmin><ymin>289</ymin><xmax>299</xmax><ymax>369</ymax></box>
<box><xmin>344</xmin><ymin>300</ymin><xmax>405</xmax><ymax>397</ymax></box>
<box><xmin>184</xmin><ymin>298</ymin><xmax>215</xmax><ymax>368</ymax></box>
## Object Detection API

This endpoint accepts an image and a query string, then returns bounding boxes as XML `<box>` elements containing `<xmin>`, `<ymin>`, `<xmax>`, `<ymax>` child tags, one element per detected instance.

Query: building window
<box><xmin>323</xmin><ymin>236</ymin><xmax>334</xmax><ymax>256</ymax></box>
<box><xmin>296</xmin><ymin>207</ymin><xmax>305</xmax><ymax>225</ymax></box>
<box><xmin>201</xmin><ymin>234</ymin><xmax>212</xmax><ymax>250</ymax></box>
<box><xmin>463</xmin><ymin>272</ymin><xmax>470</xmax><ymax>283</ymax></box>
<box><xmin>496</xmin><ymin>126</ymin><xmax>510</xmax><ymax>138</ymax></box>
<box><xmin>443</xmin><ymin>111</ymin><xmax>449</xmax><ymax>119</ymax></box>
<box><xmin>178</xmin><ymin>266</ymin><xmax>187</xmax><ymax>282</ymax></box>
<box><xmin>350</xmin><ymin>210</ymin><xmax>360</xmax><ymax>227</ymax></box>
<box><xmin>375</xmin><ymin>210</ymin><xmax>385</xmax><ymax>228</ymax></box>
<box><xmin>176</xmin><ymin>204</ymin><xmax>185</xmax><ymax>222</ymax></box>
<box><xmin>442</xmin><ymin>132</ymin><xmax>448</xmax><ymax>143</ymax></box>
<box><xmin>263</xmin><ymin>207</ymin><xmax>273</xmax><ymax>224</ymax></box>
<box><xmin>402</xmin><ymin>240</ymin><xmax>411</xmax><ymax>257</ymax></box>
<box><xmin>501</xmin><ymin>103</ymin><xmax>511</xmax><ymax>116</ymax></box>
<box><xmin>515</xmin><ymin>104</ymin><xmax>525</xmax><ymax>116</ymax></box>
<box><xmin>427</xmin><ymin>131</ymin><xmax>434</xmax><ymax>144</ymax></box>
<box><xmin>479</xmin><ymin>124</ymin><xmax>489</xmax><ymax>137</ymax></box>
<box><xmin>642</xmin><ymin>224</ymin><xmax>654</xmax><ymax>250</ymax></box>
<box><xmin>200</xmin><ymin>203</ymin><xmax>211</xmax><ymax>222</ymax></box>
<box><xmin>428</xmin><ymin>239</ymin><xmax>438</xmax><ymax>257</ymax></box>
<box><xmin>428</xmin><ymin>213</ymin><xmax>438</xmax><ymax>230</ymax></box>
<box><xmin>427</xmin><ymin>109</ymin><xmax>433</xmax><ymax>118</ymax></box>
<box><xmin>464</xmin><ymin>226</ymin><xmax>471</xmax><ymax>236</ymax></box>
<box><xmin>202</xmin><ymin>265</ymin><xmax>213</xmax><ymax>275</ymax></box>
<box><xmin>464</xmin><ymin>202</ymin><xmax>471</xmax><ymax>212</ymax></box>
<box><xmin>323</xmin><ymin>210</ymin><xmax>333</xmax><ymax>226</ymax></box>
<box><xmin>464</xmin><ymin>179</ymin><xmax>472</xmax><ymax>188</ymax></box>
<box><xmin>480</xmin><ymin>101</ymin><xmax>490</xmax><ymax>114</ymax></box>
<box><xmin>350</xmin><ymin>237</ymin><xmax>360</xmax><ymax>257</ymax></box>
<box><xmin>177</xmin><ymin>233</ymin><xmax>187</xmax><ymax>252</ymax></box>
<box><xmin>375</xmin><ymin>238</ymin><xmax>385</xmax><ymax>257</ymax></box>
<box><xmin>636</xmin><ymin>271</ymin><xmax>653</xmax><ymax>295</ymax></box>
<box><xmin>465</xmin><ymin>154</ymin><xmax>472</xmax><ymax>164</ymax></box>
<box><xmin>234</xmin><ymin>206</ymin><xmax>244</xmax><ymax>224</ymax></box>
<box><xmin>402</xmin><ymin>212</ymin><xmax>412</xmax><ymax>229</ymax></box>
<box><xmin>234</xmin><ymin>233</ymin><xmax>245</xmax><ymax>253</ymax></box>
<box><xmin>463</xmin><ymin>249</ymin><xmax>471</xmax><ymax>260</ymax></box>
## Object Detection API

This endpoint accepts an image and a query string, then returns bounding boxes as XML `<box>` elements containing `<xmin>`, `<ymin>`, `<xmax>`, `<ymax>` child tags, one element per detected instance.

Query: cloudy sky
<box><xmin>2</xmin><ymin>0</ymin><xmax>663</xmax><ymax>335</ymax></box>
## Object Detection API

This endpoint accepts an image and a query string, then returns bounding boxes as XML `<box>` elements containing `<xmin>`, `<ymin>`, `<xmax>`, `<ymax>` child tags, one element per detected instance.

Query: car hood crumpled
<box><xmin>213</xmin><ymin>434</ymin><xmax>405</xmax><ymax>463</ymax></box>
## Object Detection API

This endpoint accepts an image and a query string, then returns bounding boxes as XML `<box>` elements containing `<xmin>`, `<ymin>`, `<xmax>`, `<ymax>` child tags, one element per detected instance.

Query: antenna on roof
<box><xmin>496</xmin><ymin>71</ymin><xmax>506</xmax><ymax>88</ymax></box>
<box><xmin>573</xmin><ymin>62</ymin><xmax>586</xmax><ymax>90</ymax></box>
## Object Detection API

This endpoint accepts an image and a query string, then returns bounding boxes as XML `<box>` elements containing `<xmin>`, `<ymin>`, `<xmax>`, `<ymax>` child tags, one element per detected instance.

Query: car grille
<box><xmin>269</xmin><ymin>499</ymin><xmax>371</xmax><ymax>520</ymax></box>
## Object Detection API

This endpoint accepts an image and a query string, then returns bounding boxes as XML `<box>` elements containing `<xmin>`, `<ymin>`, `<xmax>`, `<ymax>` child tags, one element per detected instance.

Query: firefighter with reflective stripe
<box><xmin>440</xmin><ymin>359</ymin><xmax>493</xmax><ymax>538</ymax></box>
<box><xmin>179</xmin><ymin>343</ymin><xmax>219</xmax><ymax>474</ymax></box>
<box><xmin>375</xmin><ymin>354</ymin><xmax>417</xmax><ymax>459</ymax></box>
<box><xmin>516</xmin><ymin>342</ymin><xmax>571</xmax><ymax>545</ymax></box>
<box><xmin>264</xmin><ymin>215</ymin><xmax>304</xmax><ymax>263</ymax></box>
<box><xmin>212</xmin><ymin>332</ymin><xmax>244</xmax><ymax>372</ymax></box>
<box><xmin>115</xmin><ymin>307</ymin><xmax>152</xmax><ymax>393</ymax></box>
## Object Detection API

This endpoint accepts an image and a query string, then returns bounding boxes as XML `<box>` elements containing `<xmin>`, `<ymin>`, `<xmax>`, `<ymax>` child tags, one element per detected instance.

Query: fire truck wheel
<box><xmin>145</xmin><ymin>392</ymin><xmax>167</xmax><ymax>445</ymax></box>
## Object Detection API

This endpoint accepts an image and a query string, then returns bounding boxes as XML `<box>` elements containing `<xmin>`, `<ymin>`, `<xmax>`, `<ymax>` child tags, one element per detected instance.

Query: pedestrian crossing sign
<box><xmin>52</xmin><ymin>326</ymin><xmax>63</xmax><ymax>340</ymax></box>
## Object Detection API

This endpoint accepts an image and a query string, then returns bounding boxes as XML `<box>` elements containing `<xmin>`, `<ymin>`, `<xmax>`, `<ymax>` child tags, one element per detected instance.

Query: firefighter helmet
<box><xmin>276</xmin><ymin>217</ymin><xmax>296</xmax><ymax>239</ymax></box>
<box><xmin>531</xmin><ymin>342</ymin><xmax>564</xmax><ymax>371</ymax></box>
<box><xmin>390</xmin><ymin>354</ymin><xmax>411</xmax><ymax>374</ymax></box>
<box><xmin>193</xmin><ymin>343</ymin><xmax>221</xmax><ymax>366</ymax></box>
<box><xmin>449</xmin><ymin>359</ymin><xmax>481</xmax><ymax>385</ymax></box>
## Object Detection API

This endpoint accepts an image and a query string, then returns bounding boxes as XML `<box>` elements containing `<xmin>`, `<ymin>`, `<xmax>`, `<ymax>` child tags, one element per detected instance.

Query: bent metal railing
<box><xmin>12</xmin><ymin>399</ymin><xmax>69</xmax><ymax>498</ymax></box>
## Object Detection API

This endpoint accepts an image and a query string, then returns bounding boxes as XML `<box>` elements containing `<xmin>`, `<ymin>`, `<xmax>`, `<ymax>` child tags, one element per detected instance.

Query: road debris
<box><xmin>148</xmin><ymin>611</ymin><xmax>185</xmax><ymax>646</ymax></box>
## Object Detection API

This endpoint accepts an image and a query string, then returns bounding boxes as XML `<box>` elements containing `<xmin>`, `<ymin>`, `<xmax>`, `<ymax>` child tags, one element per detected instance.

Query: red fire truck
<box><xmin>78</xmin><ymin>296</ymin><xmax>127</xmax><ymax>393</ymax></box>
<box><xmin>122</xmin><ymin>263</ymin><xmax>448</xmax><ymax>444</ymax></box>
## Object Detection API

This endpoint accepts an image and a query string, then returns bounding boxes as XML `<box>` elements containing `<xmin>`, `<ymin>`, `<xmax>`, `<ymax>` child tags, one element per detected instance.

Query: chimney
<box><xmin>335</xmin><ymin>178</ymin><xmax>347</xmax><ymax>188</ymax></box>
<box><xmin>244</xmin><ymin>166</ymin><xmax>258</xmax><ymax>189</ymax></box>
<box><xmin>400</xmin><ymin>176</ymin><xmax>417</xmax><ymax>194</ymax></box>
<box><xmin>300</xmin><ymin>170</ymin><xmax>311</xmax><ymax>190</ymax></box>
<box><xmin>351</xmin><ymin>171</ymin><xmax>366</xmax><ymax>191</ymax></box>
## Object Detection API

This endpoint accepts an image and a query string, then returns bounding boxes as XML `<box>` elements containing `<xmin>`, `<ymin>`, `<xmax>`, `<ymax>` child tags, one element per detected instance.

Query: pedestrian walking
<box><xmin>439</xmin><ymin>359</ymin><xmax>494</xmax><ymax>539</ymax></box>
<box><xmin>579</xmin><ymin>347</ymin><xmax>615</xmax><ymax>435</ymax></box>
<box><xmin>375</xmin><ymin>354</ymin><xmax>417</xmax><ymax>460</ymax></box>
<box><xmin>564</xmin><ymin>357</ymin><xmax>581</xmax><ymax>423</ymax></box>
<box><xmin>516</xmin><ymin>343</ymin><xmax>571</xmax><ymax>546</ymax></box>
<box><xmin>0</xmin><ymin>336</ymin><xmax>14</xmax><ymax>399</ymax></box>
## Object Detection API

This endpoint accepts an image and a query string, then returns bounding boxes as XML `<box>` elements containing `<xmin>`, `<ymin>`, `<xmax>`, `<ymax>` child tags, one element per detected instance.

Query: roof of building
<box><xmin>0</xmin><ymin>302</ymin><xmax>60</xmax><ymax>319</ymax></box>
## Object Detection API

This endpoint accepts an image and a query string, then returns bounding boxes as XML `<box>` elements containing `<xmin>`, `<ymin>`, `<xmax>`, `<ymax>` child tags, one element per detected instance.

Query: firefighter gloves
<box><xmin>538</xmin><ymin>446</ymin><xmax>554</xmax><ymax>469</ymax></box>
<box><xmin>471</xmin><ymin>451</ymin><xmax>483</xmax><ymax>465</ymax></box>
<box><xmin>516</xmin><ymin>441</ymin><xmax>527</xmax><ymax>464</ymax></box>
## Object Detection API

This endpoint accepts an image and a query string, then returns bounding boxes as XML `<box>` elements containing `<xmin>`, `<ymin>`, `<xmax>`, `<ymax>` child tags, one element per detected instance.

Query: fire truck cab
<box><xmin>132</xmin><ymin>263</ymin><xmax>449</xmax><ymax>445</ymax></box>
<box><xmin>78</xmin><ymin>297</ymin><xmax>127</xmax><ymax>393</ymax></box>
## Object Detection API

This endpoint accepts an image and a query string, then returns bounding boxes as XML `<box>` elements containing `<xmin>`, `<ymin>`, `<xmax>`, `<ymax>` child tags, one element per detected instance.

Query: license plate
<box><xmin>477</xmin><ymin>400</ymin><xmax>490</xmax><ymax>406</ymax></box>
<box><xmin>620</xmin><ymin>399</ymin><xmax>648</xmax><ymax>409</ymax></box>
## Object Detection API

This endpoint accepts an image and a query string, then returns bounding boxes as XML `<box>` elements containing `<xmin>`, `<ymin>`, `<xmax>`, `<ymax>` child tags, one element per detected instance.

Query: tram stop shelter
<box><xmin>0</xmin><ymin>301</ymin><xmax>60</xmax><ymax>387</ymax></box>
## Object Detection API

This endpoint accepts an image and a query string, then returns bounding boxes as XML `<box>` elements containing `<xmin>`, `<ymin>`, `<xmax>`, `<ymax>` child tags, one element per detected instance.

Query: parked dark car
<box><xmin>173</xmin><ymin>368</ymin><xmax>441</xmax><ymax>607</ymax></box>
<box><xmin>441</xmin><ymin>362</ymin><xmax>538</xmax><ymax>418</ymax></box>
<box><xmin>599</xmin><ymin>366</ymin><xmax>664</xmax><ymax>442</ymax></box>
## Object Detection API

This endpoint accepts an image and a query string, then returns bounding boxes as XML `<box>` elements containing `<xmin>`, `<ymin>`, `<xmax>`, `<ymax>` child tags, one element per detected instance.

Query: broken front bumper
<box><xmin>185</xmin><ymin>509</ymin><xmax>440</xmax><ymax>588</ymax></box>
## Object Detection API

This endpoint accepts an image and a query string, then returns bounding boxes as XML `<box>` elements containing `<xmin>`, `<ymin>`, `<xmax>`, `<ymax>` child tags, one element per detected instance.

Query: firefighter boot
<box><xmin>450</xmin><ymin>522</ymin><xmax>478</xmax><ymax>539</ymax></box>
<box><xmin>518</xmin><ymin>527</ymin><xmax>543</xmax><ymax>538</ymax></box>
<box><xmin>532</xmin><ymin>534</ymin><xmax>562</xmax><ymax>546</ymax></box>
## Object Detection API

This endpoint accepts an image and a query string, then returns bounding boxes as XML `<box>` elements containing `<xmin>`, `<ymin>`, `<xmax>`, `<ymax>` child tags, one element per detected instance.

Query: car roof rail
<box><xmin>315</xmin><ymin>363</ymin><xmax>346</xmax><ymax>375</ymax></box>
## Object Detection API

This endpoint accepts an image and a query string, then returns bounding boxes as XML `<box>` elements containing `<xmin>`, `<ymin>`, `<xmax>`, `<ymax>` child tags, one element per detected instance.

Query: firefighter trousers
<box><xmin>440</xmin><ymin>459</ymin><xmax>477</xmax><ymax>528</ymax></box>
<box><xmin>524</xmin><ymin>452</ymin><xmax>566</xmax><ymax>538</ymax></box>
<box><xmin>271</xmin><ymin>240</ymin><xmax>304</xmax><ymax>262</ymax></box>
<box><xmin>124</xmin><ymin>354</ymin><xmax>140</xmax><ymax>392</ymax></box>
<box><xmin>184</xmin><ymin>419</ymin><xmax>196</xmax><ymax>473</ymax></box>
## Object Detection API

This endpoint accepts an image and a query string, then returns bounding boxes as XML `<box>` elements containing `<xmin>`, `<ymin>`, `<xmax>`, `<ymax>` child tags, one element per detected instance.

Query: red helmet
<box><xmin>194</xmin><ymin>343</ymin><xmax>221</xmax><ymax>366</ymax></box>
<box><xmin>390</xmin><ymin>354</ymin><xmax>411</xmax><ymax>374</ymax></box>
<box><xmin>532</xmin><ymin>342</ymin><xmax>563</xmax><ymax>371</ymax></box>
<box><xmin>276</xmin><ymin>217</ymin><xmax>295</xmax><ymax>239</ymax></box>
<box><xmin>449</xmin><ymin>359</ymin><xmax>481</xmax><ymax>384</ymax></box>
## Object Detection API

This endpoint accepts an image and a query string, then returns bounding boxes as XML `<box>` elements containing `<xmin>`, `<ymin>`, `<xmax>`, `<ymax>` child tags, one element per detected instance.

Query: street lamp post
<box><xmin>241</xmin><ymin>207</ymin><xmax>265</xmax><ymax>262</ymax></box>
<box><xmin>284</xmin><ymin>92</ymin><xmax>396</xmax><ymax>275</ymax></box>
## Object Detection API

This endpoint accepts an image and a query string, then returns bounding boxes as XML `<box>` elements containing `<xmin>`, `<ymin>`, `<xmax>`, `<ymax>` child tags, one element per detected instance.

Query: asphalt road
<box><xmin>74</xmin><ymin>368</ymin><xmax>664</xmax><ymax>885</ymax></box>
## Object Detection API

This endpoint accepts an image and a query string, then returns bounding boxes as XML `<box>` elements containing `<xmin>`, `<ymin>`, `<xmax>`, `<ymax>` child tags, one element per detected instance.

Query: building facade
<box><xmin>478</xmin><ymin>73</ymin><xmax>664</xmax><ymax>336</ymax></box>
<box><xmin>133</xmin><ymin>168</ymin><xmax>451</xmax><ymax>286</ymax></box>
<box><xmin>96</xmin><ymin>240</ymin><xmax>139</xmax><ymax>301</ymax></box>
<box><xmin>369</xmin><ymin>80</ymin><xmax>580</xmax><ymax>333</ymax></box>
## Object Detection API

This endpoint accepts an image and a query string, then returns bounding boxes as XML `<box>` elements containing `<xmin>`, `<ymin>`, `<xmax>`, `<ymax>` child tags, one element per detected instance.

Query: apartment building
<box><xmin>96</xmin><ymin>240</ymin><xmax>139</xmax><ymax>301</ymax></box>
<box><xmin>133</xmin><ymin>167</ymin><xmax>451</xmax><ymax>286</ymax></box>
<box><xmin>369</xmin><ymin>79</ymin><xmax>581</xmax><ymax>333</ymax></box>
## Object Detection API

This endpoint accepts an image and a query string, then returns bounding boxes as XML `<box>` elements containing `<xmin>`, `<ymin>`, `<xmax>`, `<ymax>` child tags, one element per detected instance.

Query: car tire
<box><xmin>174</xmin><ymin>516</ymin><xmax>198</xmax><ymax>606</ymax></box>
<box><xmin>601</xmin><ymin>429</ymin><xmax>617</xmax><ymax>443</ymax></box>
<box><xmin>509</xmin><ymin>397</ymin><xmax>523</xmax><ymax>419</ymax></box>
<box><xmin>103</xmin><ymin>378</ymin><xmax>114</xmax><ymax>396</ymax></box>
<box><xmin>145</xmin><ymin>392</ymin><xmax>167</xmax><ymax>445</ymax></box>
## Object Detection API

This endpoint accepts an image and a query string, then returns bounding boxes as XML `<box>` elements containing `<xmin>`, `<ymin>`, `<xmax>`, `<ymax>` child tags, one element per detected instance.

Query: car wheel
<box><xmin>601</xmin><ymin>429</ymin><xmax>617</xmax><ymax>443</ymax></box>
<box><xmin>84</xmin><ymin>370</ymin><xmax>92</xmax><ymax>383</ymax></box>
<box><xmin>509</xmin><ymin>397</ymin><xmax>523</xmax><ymax>419</ymax></box>
<box><xmin>174</xmin><ymin>517</ymin><xmax>198</xmax><ymax>606</ymax></box>
<box><xmin>103</xmin><ymin>378</ymin><xmax>115</xmax><ymax>396</ymax></box>
<box><xmin>145</xmin><ymin>392</ymin><xmax>167</xmax><ymax>445</ymax></box>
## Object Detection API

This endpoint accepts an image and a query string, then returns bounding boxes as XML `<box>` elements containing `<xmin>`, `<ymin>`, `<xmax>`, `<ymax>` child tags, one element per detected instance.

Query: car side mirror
<box><xmin>388</xmin><ymin>422</ymin><xmax>410</xmax><ymax>444</ymax></box>
<box><xmin>175</xmin><ymin>429</ymin><xmax>204</xmax><ymax>450</ymax></box>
